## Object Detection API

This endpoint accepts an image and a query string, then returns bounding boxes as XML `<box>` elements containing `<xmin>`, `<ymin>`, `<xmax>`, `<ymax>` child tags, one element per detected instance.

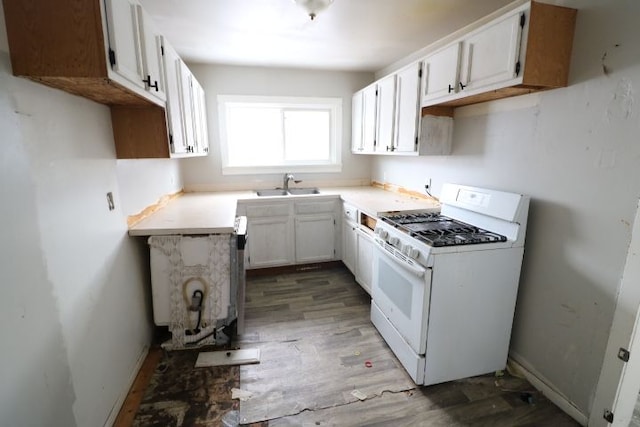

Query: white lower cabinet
<box><xmin>340</xmin><ymin>202</ymin><xmax>374</xmax><ymax>295</ymax></box>
<box><xmin>247</xmin><ymin>216</ymin><xmax>294</xmax><ymax>268</ymax></box>
<box><xmin>355</xmin><ymin>229</ymin><xmax>374</xmax><ymax>294</ymax></box>
<box><xmin>240</xmin><ymin>198</ymin><xmax>338</xmax><ymax>269</ymax></box>
<box><xmin>241</xmin><ymin>202</ymin><xmax>294</xmax><ymax>269</ymax></box>
<box><xmin>342</xmin><ymin>220</ymin><xmax>357</xmax><ymax>274</ymax></box>
<box><xmin>295</xmin><ymin>215</ymin><xmax>336</xmax><ymax>263</ymax></box>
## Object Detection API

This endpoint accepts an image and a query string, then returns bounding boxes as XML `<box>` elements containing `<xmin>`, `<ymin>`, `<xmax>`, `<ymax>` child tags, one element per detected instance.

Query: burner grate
<box><xmin>382</xmin><ymin>212</ymin><xmax>507</xmax><ymax>247</ymax></box>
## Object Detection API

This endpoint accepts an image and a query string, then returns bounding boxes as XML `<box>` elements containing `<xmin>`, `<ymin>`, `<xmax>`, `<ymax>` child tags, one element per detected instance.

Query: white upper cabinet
<box><xmin>394</xmin><ymin>62</ymin><xmax>422</xmax><ymax>153</ymax></box>
<box><xmin>418</xmin><ymin>1</ymin><xmax>576</xmax><ymax>107</ymax></box>
<box><xmin>376</xmin><ymin>74</ymin><xmax>397</xmax><ymax>153</ymax></box>
<box><xmin>352</xmin><ymin>83</ymin><xmax>378</xmax><ymax>154</ymax></box>
<box><xmin>421</xmin><ymin>42</ymin><xmax>462</xmax><ymax>105</ymax></box>
<box><xmin>136</xmin><ymin>6</ymin><xmax>166</xmax><ymax>102</ymax></box>
<box><xmin>178</xmin><ymin>60</ymin><xmax>196</xmax><ymax>152</ymax></box>
<box><xmin>362</xmin><ymin>84</ymin><xmax>378</xmax><ymax>152</ymax></box>
<box><xmin>351</xmin><ymin>91</ymin><xmax>364</xmax><ymax>153</ymax></box>
<box><xmin>459</xmin><ymin>12</ymin><xmax>523</xmax><ymax>94</ymax></box>
<box><xmin>160</xmin><ymin>38</ymin><xmax>188</xmax><ymax>155</ymax></box>
<box><xmin>104</xmin><ymin>0</ymin><xmax>165</xmax><ymax>103</ymax></box>
<box><xmin>352</xmin><ymin>63</ymin><xmax>423</xmax><ymax>155</ymax></box>
<box><xmin>163</xmin><ymin>58</ymin><xmax>209</xmax><ymax>157</ymax></box>
<box><xmin>3</xmin><ymin>0</ymin><xmax>212</xmax><ymax>159</ymax></box>
<box><xmin>104</xmin><ymin>0</ymin><xmax>144</xmax><ymax>91</ymax></box>
<box><xmin>191</xmin><ymin>78</ymin><xmax>210</xmax><ymax>155</ymax></box>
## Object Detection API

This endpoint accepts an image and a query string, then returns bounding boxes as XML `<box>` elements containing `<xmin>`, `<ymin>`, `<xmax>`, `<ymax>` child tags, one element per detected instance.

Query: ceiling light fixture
<box><xmin>293</xmin><ymin>0</ymin><xmax>334</xmax><ymax>21</ymax></box>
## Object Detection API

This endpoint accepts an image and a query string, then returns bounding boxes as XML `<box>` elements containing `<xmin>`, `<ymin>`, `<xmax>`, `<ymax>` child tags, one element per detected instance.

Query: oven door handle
<box><xmin>376</xmin><ymin>244</ymin><xmax>426</xmax><ymax>277</ymax></box>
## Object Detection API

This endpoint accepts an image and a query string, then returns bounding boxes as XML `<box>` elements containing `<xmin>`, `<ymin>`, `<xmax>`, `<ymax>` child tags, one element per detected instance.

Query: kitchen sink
<box><xmin>287</xmin><ymin>187</ymin><xmax>320</xmax><ymax>195</ymax></box>
<box><xmin>256</xmin><ymin>189</ymin><xmax>288</xmax><ymax>197</ymax></box>
<box><xmin>255</xmin><ymin>187</ymin><xmax>321</xmax><ymax>196</ymax></box>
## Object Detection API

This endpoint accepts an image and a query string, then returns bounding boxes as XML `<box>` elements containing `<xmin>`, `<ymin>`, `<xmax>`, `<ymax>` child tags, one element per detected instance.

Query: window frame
<box><xmin>218</xmin><ymin>95</ymin><xmax>342</xmax><ymax>175</ymax></box>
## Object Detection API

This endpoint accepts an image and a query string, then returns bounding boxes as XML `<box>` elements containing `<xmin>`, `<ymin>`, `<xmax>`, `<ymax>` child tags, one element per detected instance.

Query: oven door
<box><xmin>371</xmin><ymin>242</ymin><xmax>431</xmax><ymax>355</ymax></box>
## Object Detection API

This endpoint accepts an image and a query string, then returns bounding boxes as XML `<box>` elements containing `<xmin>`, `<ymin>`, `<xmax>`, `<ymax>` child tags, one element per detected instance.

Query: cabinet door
<box><xmin>459</xmin><ymin>12</ymin><xmax>524</xmax><ymax>93</ymax></box>
<box><xmin>376</xmin><ymin>74</ymin><xmax>397</xmax><ymax>153</ymax></box>
<box><xmin>394</xmin><ymin>62</ymin><xmax>421</xmax><ymax>153</ymax></box>
<box><xmin>191</xmin><ymin>77</ymin><xmax>210</xmax><ymax>155</ymax></box>
<box><xmin>421</xmin><ymin>42</ymin><xmax>462</xmax><ymax>105</ymax></box>
<box><xmin>247</xmin><ymin>217</ymin><xmax>294</xmax><ymax>268</ymax></box>
<box><xmin>356</xmin><ymin>229</ymin><xmax>374</xmax><ymax>294</ymax></box>
<box><xmin>342</xmin><ymin>221</ymin><xmax>357</xmax><ymax>274</ymax></box>
<box><xmin>104</xmin><ymin>0</ymin><xmax>145</xmax><ymax>90</ymax></box>
<box><xmin>136</xmin><ymin>6</ymin><xmax>166</xmax><ymax>101</ymax></box>
<box><xmin>178</xmin><ymin>60</ymin><xmax>196</xmax><ymax>151</ymax></box>
<box><xmin>295</xmin><ymin>215</ymin><xmax>335</xmax><ymax>263</ymax></box>
<box><xmin>160</xmin><ymin>38</ymin><xmax>188</xmax><ymax>155</ymax></box>
<box><xmin>361</xmin><ymin>84</ymin><xmax>378</xmax><ymax>153</ymax></box>
<box><xmin>351</xmin><ymin>91</ymin><xmax>364</xmax><ymax>152</ymax></box>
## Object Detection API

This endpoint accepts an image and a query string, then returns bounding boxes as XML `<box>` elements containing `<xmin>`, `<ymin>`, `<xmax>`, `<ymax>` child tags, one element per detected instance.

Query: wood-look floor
<box><xmin>238</xmin><ymin>266</ymin><xmax>580</xmax><ymax>426</ymax></box>
<box><xmin>124</xmin><ymin>265</ymin><xmax>580</xmax><ymax>426</ymax></box>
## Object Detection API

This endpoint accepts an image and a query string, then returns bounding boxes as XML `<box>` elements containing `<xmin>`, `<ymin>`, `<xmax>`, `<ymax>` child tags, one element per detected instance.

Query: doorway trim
<box><xmin>590</xmin><ymin>198</ymin><xmax>640</xmax><ymax>426</ymax></box>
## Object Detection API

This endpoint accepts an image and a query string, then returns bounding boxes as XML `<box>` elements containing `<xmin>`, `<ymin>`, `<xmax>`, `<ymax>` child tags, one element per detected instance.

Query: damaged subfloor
<box><xmin>117</xmin><ymin>266</ymin><xmax>580</xmax><ymax>426</ymax></box>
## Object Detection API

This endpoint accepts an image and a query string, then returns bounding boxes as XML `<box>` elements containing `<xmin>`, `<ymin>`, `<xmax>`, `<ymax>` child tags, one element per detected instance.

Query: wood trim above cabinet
<box><xmin>2</xmin><ymin>0</ymin><xmax>107</xmax><ymax>78</ymax></box>
<box><xmin>30</xmin><ymin>76</ymin><xmax>155</xmax><ymax>106</ymax></box>
<box><xmin>522</xmin><ymin>1</ymin><xmax>577</xmax><ymax>88</ymax></box>
<box><xmin>110</xmin><ymin>105</ymin><xmax>170</xmax><ymax>159</ymax></box>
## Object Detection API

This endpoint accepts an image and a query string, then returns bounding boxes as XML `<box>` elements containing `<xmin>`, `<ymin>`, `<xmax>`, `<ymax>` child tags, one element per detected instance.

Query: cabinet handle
<box><xmin>142</xmin><ymin>75</ymin><xmax>159</xmax><ymax>91</ymax></box>
<box><xmin>448</xmin><ymin>84</ymin><xmax>454</xmax><ymax>93</ymax></box>
<box><xmin>459</xmin><ymin>82</ymin><xmax>467</xmax><ymax>90</ymax></box>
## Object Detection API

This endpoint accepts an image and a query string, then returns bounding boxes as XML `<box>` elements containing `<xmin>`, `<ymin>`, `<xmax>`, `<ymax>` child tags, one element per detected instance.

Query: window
<box><xmin>218</xmin><ymin>95</ymin><xmax>342</xmax><ymax>175</ymax></box>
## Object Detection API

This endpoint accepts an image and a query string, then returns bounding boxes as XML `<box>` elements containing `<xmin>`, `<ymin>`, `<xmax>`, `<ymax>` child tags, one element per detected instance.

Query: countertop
<box><xmin>128</xmin><ymin>186</ymin><xmax>440</xmax><ymax>236</ymax></box>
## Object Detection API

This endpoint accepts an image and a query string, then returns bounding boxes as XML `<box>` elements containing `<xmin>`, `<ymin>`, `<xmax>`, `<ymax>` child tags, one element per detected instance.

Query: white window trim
<box><xmin>218</xmin><ymin>95</ymin><xmax>342</xmax><ymax>175</ymax></box>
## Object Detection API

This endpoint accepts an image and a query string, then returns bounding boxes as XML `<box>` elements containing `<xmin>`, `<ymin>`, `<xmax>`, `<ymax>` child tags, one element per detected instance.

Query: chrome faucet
<box><xmin>283</xmin><ymin>173</ymin><xmax>301</xmax><ymax>191</ymax></box>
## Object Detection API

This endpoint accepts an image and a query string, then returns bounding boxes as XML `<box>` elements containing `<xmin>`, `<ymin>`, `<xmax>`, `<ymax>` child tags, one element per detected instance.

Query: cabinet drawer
<box><xmin>295</xmin><ymin>201</ymin><xmax>336</xmax><ymax>215</ymax></box>
<box><xmin>245</xmin><ymin>203</ymin><xmax>291</xmax><ymax>217</ymax></box>
<box><xmin>342</xmin><ymin>203</ymin><xmax>358</xmax><ymax>222</ymax></box>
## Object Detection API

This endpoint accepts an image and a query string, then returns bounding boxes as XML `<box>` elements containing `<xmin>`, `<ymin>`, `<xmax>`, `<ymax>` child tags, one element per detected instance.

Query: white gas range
<box><xmin>370</xmin><ymin>183</ymin><xmax>529</xmax><ymax>385</ymax></box>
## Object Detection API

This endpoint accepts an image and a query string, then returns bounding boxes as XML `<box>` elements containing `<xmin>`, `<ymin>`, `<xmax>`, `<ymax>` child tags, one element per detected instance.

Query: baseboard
<box><xmin>508</xmin><ymin>355</ymin><xmax>589</xmax><ymax>426</ymax></box>
<box><xmin>103</xmin><ymin>345</ymin><xmax>150</xmax><ymax>427</ymax></box>
<box><xmin>247</xmin><ymin>261</ymin><xmax>345</xmax><ymax>277</ymax></box>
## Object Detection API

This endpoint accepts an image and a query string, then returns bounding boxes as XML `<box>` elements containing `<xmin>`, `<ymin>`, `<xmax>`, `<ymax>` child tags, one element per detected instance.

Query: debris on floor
<box><xmin>231</xmin><ymin>388</ymin><xmax>253</xmax><ymax>401</ymax></box>
<box><xmin>350</xmin><ymin>389</ymin><xmax>367</xmax><ymax>401</ymax></box>
<box><xmin>195</xmin><ymin>348</ymin><xmax>260</xmax><ymax>367</ymax></box>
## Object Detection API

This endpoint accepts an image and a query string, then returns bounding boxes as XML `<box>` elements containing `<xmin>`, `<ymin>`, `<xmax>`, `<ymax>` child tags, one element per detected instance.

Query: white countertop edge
<box><xmin>128</xmin><ymin>186</ymin><xmax>440</xmax><ymax>236</ymax></box>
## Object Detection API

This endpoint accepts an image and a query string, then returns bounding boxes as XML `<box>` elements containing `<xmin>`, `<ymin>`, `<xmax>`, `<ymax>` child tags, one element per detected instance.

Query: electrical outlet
<box><xmin>106</xmin><ymin>192</ymin><xmax>115</xmax><ymax>211</ymax></box>
<box><xmin>425</xmin><ymin>178</ymin><xmax>432</xmax><ymax>191</ymax></box>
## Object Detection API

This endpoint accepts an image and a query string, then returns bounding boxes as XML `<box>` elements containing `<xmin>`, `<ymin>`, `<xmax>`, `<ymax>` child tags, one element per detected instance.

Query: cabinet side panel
<box><xmin>110</xmin><ymin>105</ymin><xmax>170</xmax><ymax>158</ymax></box>
<box><xmin>523</xmin><ymin>2</ymin><xmax>577</xmax><ymax>88</ymax></box>
<box><xmin>2</xmin><ymin>0</ymin><xmax>107</xmax><ymax>77</ymax></box>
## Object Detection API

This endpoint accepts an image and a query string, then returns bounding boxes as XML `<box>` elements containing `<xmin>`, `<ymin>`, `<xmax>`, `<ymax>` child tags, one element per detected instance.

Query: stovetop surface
<box><xmin>381</xmin><ymin>212</ymin><xmax>507</xmax><ymax>247</ymax></box>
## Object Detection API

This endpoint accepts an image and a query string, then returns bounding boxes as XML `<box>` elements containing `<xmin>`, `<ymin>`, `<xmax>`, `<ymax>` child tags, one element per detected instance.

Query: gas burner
<box><xmin>381</xmin><ymin>212</ymin><xmax>507</xmax><ymax>247</ymax></box>
<box><xmin>412</xmin><ymin>228</ymin><xmax>507</xmax><ymax>247</ymax></box>
<box><xmin>381</xmin><ymin>212</ymin><xmax>444</xmax><ymax>225</ymax></box>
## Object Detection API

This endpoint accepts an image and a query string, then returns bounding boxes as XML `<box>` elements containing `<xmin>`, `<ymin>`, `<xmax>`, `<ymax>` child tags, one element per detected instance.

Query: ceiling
<box><xmin>140</xmin><ymin>0</ymin><xmax>517</xmax><ymax>72</ymax></box>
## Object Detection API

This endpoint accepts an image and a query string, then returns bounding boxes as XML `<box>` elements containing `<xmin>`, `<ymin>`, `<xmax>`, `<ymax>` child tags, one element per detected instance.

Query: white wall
<box><xmin>180</xmin><ymin>64</ymin><xmax>374</xmax><ymax>191</ymax></box>
<box><xmin>371</xmin><ymin>0</ymin><xmax>640</xmax><ymax>415</ymax></box>
<box><xmin>0</xmin><ymin>3</ymin><xmax>182</xmax><ymax>425</ymax></box>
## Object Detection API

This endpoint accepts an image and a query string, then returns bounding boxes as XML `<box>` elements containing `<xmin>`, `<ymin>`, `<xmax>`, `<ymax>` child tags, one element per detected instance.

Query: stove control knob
<box><xmin>377</xmin><ymin>229</ymin><xmax>388</xmax><ymax>239</ymax></box>
<box><xmin>389</xmin><ymin>237</ymin><xmax>400</xmax><ymax>247</ymax></box>
<box><xmin>408</xmin><ymin>248</ymin><xmax>420</xmax><ymax>259</ymax></box>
